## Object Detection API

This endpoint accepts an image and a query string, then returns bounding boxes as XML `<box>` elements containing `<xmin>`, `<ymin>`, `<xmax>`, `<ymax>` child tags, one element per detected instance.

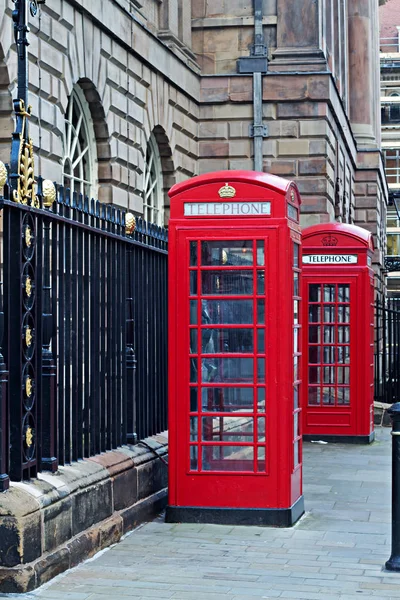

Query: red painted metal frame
<box><xmin>301</xmin><ymin>223</ymin><xmax>375</xmax><ymax>441</ymax></box>
<box><xmin>168</xmin><ymin>171</ymin><xmax>303</xmax><ymax>515</ymax></box>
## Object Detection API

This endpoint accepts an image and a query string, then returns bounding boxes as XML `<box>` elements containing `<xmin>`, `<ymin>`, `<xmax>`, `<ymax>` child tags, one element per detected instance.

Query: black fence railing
<box><xmin>0</xmin><ymin>175</ymin><xmax>168</xmax><ymax>489</ymax></box>
<box><xmin>375</xmin><ymin>296</ymin><xmax>400</xmax><ymax>405</ymax></box>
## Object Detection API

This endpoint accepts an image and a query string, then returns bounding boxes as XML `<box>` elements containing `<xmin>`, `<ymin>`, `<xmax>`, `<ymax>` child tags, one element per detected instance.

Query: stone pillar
<box><xmin>347</xmin><ymin>0</ymin><xmax>377</xmax><ymax>148</ymax></box>
<box><xmin>159</xmin><ymin>0</ymin><xmax>180</xmax><ymax>39</ymax></box>
<box><xmin>271</xmin><ymin>0</ymin><xmax>326</xmax><ymax>71</ymax></box>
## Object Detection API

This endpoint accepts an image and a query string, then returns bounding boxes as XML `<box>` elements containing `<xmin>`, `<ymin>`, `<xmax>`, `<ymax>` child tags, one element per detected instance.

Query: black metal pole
<box><xmin>386</xmin><ymin>402</ymin><xmax>400</xmax><ymax>571</ymax></box>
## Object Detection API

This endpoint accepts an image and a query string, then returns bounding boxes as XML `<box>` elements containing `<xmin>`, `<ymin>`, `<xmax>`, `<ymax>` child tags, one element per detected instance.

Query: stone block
<box><xmin>72</xmin><ymin>480</ymin><xmax>113</xmax><ymax>536</ymax></box>
<box><xmin>199</xmin><ymin>122</ymin><xmax>228</xmax><ymax>139</ymax></box>
<box><xmin>298</xmin><ymin>158</ymin><xmax>327</xmax><ymax>176</ymax></box>
<box><xmin>113</xmin><ymin>468</ymin><xmax>138</xmax><ymax>511</ymax></box>
<box><xmin>0</xmin><ymin>511</ymin><xmax>42</xmax><ymax>567</ymax></box>
<box><xmin>34</xmin><ymin>548</ymin><xmax>70</xmax><ymax>589</ymax></box>
<box><xmin>43</xmin><ymin>498</ymin><xmax>72</xmax><ymax>553</ymax></box>
<box><xmin>0</xmin><ymin>565</ymin><xmax>36</xmax><ymax>593</ymax></box>
<box><xmin>277</xmin><ymin>102</ymin><xmax>323</xmax><ymax>119</ymax></box>
<box><xmin>99</xmin><ymin>515</ymin><xmax>123</xmax><ymax>550</ymax></box>
<box><xmin>121</xmin><ymin>488</ymin><xmax>168</xmax><ymax>534</ymax></box>
<box><xmin>278</xmin><ymin>139</ymin><xmax>310</xmax><ymax>156</ymax></box>
<box><xmin>137</xmin><ymin>459</ymin><xmax>168</xmax><ymax>502</ymax></box>
<box><xmin>263</xmin><ymin>159</ymin><xmax>297</xmax><ymax>177</ymax></box>
<box><xmin>200</xmin><ymin>141</ymin><xmax>229</xmax><ymax>157</ymax></box>
<box><xmin>68</xmin><ymin>528</ymin><xmax>101</xmax><ymax>568</ymax></box>
<box><xmin>296</xmin><ymin>178</ymin><xmax>327</xmax><ymax>195</ymax></box>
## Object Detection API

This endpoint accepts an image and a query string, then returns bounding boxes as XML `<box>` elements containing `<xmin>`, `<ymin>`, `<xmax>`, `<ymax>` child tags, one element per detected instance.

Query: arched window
<box><xmin>62</xmin><ymin>87</ymin><xmax>97</xmax><ymax>197</ymax></box>
<box><xmin>143</xmin><ymin>135</ymin><xmax>163</xmax><ymax>225</ymax></box>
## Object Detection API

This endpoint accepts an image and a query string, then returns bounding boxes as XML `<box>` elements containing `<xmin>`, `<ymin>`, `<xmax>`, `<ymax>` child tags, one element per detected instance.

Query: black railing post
<box><xmin>125</xmin><ymin>213</ymin><xmax>137</xmax><ymax>444</ymax></box>
<box><xmin>40</xmin><ymin>178</ymin><xmax>58</xmax><ymax>472</ymax></box>
<box><xmin>386</xmin><ymin>402</ymin><xmax>400</xmax><ymax>571</ymax></box>
<box><xmin>0</xmin><ymin>269</ymin><xmax>9</xmax><ymax>491</ymax></box>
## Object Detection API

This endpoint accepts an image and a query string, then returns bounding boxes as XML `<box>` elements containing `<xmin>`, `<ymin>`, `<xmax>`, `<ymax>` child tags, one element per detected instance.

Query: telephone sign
<box><xmin>167</xmin><ymin>170</ymin><xmax>304</xmax><ymax>527</ymax></box>
<box><xmin>302</xmin><ymin>223</ymin><xmax>375</xmax><ymax>443</ymax></box>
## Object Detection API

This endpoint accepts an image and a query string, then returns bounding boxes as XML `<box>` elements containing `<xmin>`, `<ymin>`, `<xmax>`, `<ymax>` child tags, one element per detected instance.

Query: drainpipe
<box><xmin>237</xmin><ymin>0</ymin><xmax>268</xmax><ymax>172</ymax></box>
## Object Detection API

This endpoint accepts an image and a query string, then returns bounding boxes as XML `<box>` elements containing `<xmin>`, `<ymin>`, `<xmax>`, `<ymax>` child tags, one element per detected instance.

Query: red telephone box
<box><xmin>302</xmin><ymin>223</ymin><xmax>375</xmax><ymax>443</ymax></box>
<box><xmin>166</xmin><ymin>170</ymin><xmax>304</xmax><ymax>526</ymax></box>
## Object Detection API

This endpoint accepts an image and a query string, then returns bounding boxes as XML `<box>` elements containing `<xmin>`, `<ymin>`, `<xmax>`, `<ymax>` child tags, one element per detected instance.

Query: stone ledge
<box><xmin>0</xmin><ymin>434</ymin><xmax>168</xmax><ymax>593</ymax></box>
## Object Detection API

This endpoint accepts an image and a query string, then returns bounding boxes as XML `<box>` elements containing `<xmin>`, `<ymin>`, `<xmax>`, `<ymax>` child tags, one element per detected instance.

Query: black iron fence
<box><xmin>375</xmin><ymin>296</ymin><xmax>400</xmax><ymax>405</ymax></box>
<box><xmin>0</xmin><ymin>175</ymin><xmax>168</xmax><ymax>490</ymax></box>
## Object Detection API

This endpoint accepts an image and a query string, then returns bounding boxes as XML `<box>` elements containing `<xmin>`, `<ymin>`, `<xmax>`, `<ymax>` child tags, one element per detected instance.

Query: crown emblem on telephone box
<box><xmin>321</xmin><ymin>235</ymin><xmax>338</xmax><ymax>247</ymax></box>
<box><xmin>218</xmin><ymin>183</ymin><xmax>236</xmax><ymax>198</ymax></box>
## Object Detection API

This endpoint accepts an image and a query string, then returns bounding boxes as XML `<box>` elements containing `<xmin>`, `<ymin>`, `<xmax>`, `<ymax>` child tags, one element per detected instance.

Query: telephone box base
<box><xmin>166</xmin><ymin>497</ymin><xmax>304</xmax><ymax>528</ymax></box>
<box><xmin>303</xmin><ymin>432</ymin><xmax>375</xmax><ymax>445</ymax></box>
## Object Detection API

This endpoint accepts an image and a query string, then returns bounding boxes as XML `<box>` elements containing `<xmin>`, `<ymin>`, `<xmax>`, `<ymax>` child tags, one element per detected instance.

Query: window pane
<box><xmin>201</xmin><ymin>241</ymin><xmax>253</xmax><ymax>266</ymax></box>
<box><xmin>202</xmin><ymin>416</ymin><xmax>254</xmax><ymax>442</ymax></box>
<box><xmin>202</xmin><ymin>271</ymin><xmax>253</xmax><ymax>295</ymax></box>
<box><xmin>190</xmin><ymin>446</ymin><xmax>198</xmax><ymax>470</ymax></box>
<box><xmin>338</xmin><ymin>305</ymin><xmax>350</xmax><ymax>323</ymax></box>
<box><xmin>190</xmin><ymin>358</ymin><xmax>198</xmax><ymax>383</ymax></box>
<box><xmin>190</xmin><ymin>388</ymin><xmax>198</xmax><ymax>412</ymax></box>
<box><xmin>201</xmin><ymin>358</ymin><xmax>253</xmax><ymax>383</ymax></box>
<box><xmin>258</xmin><ymin>329</ymin><xmax>265</xmax><ymax>353</ymax></box>
<box><xmin>257</xmin><ymin>299</ymin><xmax>265</xmax><ymax>324</ymax></box>
<box><xmin>257</xmin><ymin>271</ymin><xmax>265</xmax><ymax>295</ymax></box>
<box><xmin>190</xmin><ymin>272</ymin><xmax>197</xmax><ymax>296</ymax></box>
<box><xmin>324</xmin><ymin>285</ymin><xmax>336</xmax><ymax>302</ymax></box>
<box><xmin>308</xmin><ymin>387</ymin><xmax>321</xmax><ymax>406</ymax></box>
<box><xmin>257</xmin><ymin>446</ymin><xmax>266</xmax><ymax>472</ymax></box>
<box><xmin>294</xmin><ymin>385</ymin><xmax>299</xmax><ymax>409</ymax></box>
<box><xmin>257</xmin><ymin>241</ymin><xmax>265</xmax><ymax>266</ymax></box>
<box><xmin>294</xmin><ymin>273</ymin><xmax>299</xmax><ymax>297</ymax></box>
<box><xmin>324</xmin><ymin>326</ymin><xmax>335</xmax><ymax>344</ymax></box>
<box><xmin>323</xmin><ymin>366</ymin><xmax>335</xmax><ymax>384</ymax></box>
<box><xmin>202</xmin><ymin>446</ymin><xmax>254</xmax><ymax>471</ymax></box>
<box><xmin>258</xmin><ymin>358</ymin><xmax>265</xmax><ymax>383</ymax></box>
<box><xmin>309</xmin><ymin>305</ymin><xmax>321</xmax><ymax>323</ymax></box>
<box><xmin>338</xmin><ymin>326</ymin><xmax>350</xmax><ymax>343</ymax></box>
<box><xmin>323</xmin><ymin>305</ymin><xmax>335</xmax><ymax>323</ymax></box>
<box><xmin>309</xmin><ymin>326</ymin><xmax>321</xmax><ymax>343</ymax></box>
<box><xmin>190</xmin><ymin>329</ymin><xmax>198</xmax><ymax>354</ymax></box>
<box><xmin>337</xmin><ymin>345</ymin><xmax>350</xmax><ymax>364</ymax></box>
<box><xmin>322</xmin><ymin>387</ymin><xmax>335</xmax><ymax>405</ymax></box>
<box><xmin>309</xmin><ymin>366</ymin><xmax>320</xmax><ymax>384</ymax></box>
<box><xmin>309</xmin><ymin>346</ymin><xmax>321</xmax><ymax>363</ymax></box>
<box><xmin>190</xmin><ymin>417</ymin><xmax>198</xmax><ymax>441</ymax></box>
<box><xmin>190</xmin><ymin>300</ymin><xmax>198</xmax><ymax>324</ymax></box>
<box><xmin>293</xmin><ymin>243</ymin><xmax>299</xmax><ymax>268</ymax></box>
<box><xmin>338</xmin><ymin>285</ymin><xmax>350</xmax><ymax>302</ymax></box>
<box><xmin>309</xmin><ymin>284</ymin><xmax>321</xmax><ymax>302</ymax></box>
<box><xmin>202</xmin><ymin>300</ymin><xmax>254</xmax><ymax>324</ymax></box>
<box><xmin>202</xmin><ymin>329</ymin><xmax>253</xmax><ymax>353</ymax></box>
<box><xmin>190</xmin><ymin>242</ymin><xmax>197</xmax><ymax>266</ymax></box>
<box><xmin>323</xmin><ymin>346</ymin><xmax>335</xmax><ymax>364</ymax></box>
<box><xmin>258</xmin><ymin>417</ymin><xmax>266</xmax><ymax>441</ymax></box>
<box><xmin>201</xmin><ymin>387</ymin><xmax>254</xmax><ymax>412</ymax></box>
<box><xmin>257</xmin><ymin>387</ymin><xmax>266</xmax><ymax>412</ymax></box>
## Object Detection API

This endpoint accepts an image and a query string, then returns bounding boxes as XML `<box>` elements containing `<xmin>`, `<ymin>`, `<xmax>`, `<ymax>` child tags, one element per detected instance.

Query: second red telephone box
<box><xmin>167</xmin><ymin>170</ymin><xmax>304</xmax><ymax>527</ymax></box>
<box><xmin>302</xmin><ymin>223</ymin><xmax>375</xmax><ymax>443</ymax></box>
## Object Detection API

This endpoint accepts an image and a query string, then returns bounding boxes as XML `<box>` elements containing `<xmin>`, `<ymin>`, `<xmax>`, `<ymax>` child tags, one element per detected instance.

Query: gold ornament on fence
<box><xmin>25</xmin><ymin>376</ymin><xmax>33</xmax><ymax>398</ymax></box>
<box><xmin>25</xmin><ymin>326</ymin><xmax>33</xmax><ymax>348</ymax></box>
<box><xmin>42</xmin><ymin>179</ymin><xmax>56</xmax><ymax>207</ymax></box>
<box><xmin>24</xmin><ymin>225</ymin><xmax>33</xmax><ymax>248</ymax></box>
<box><xmin>125</xmin><ymin>212</ymin><xmax>136</xmax><ymax>235</ymax></box>
<box><xmin>25</xmin><ymin>276</ymin><xmax>32</xmax><ymax>298</ymax></box>
<box><xmin>0</xmin><ymin>161</ymin><xmax>7</xmax><ymax>188</ymax></box>
<box><xmin>25</xmin><ymin>426</ymin><xmax>33</xmax><ymax>448</ymax></box>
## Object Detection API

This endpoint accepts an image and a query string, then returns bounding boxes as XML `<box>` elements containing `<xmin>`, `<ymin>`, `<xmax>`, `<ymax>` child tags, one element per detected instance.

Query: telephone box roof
<box><xmin>303</xmin><ymin>223</ymin><xmax>374</xmax><ymax>251</ymax></box>
<box><xmin>169</xmin><ymin>170</ymin><xmax>300</xmax><ymax>202</ymax></box>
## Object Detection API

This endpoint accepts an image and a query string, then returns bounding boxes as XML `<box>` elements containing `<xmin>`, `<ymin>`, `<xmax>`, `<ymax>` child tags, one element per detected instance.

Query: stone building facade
<box><xmin>0</xmin><ymin>0</ymin><xmax>388</xmax><ymax>277</ymax></box>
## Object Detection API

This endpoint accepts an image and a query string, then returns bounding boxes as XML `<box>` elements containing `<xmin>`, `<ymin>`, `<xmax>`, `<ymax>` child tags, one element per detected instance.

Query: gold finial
<box><xmin>25</xmin><ymin>276</ymin><xmax>32</xmax><ymax>298</ymax></box>
<box><xmin>25</xmin><ymin>426</ymin><xmax>33</xmax><ymax>448</ymax></box>
<box><xmin>218</xmin><ymin>183</ymin><xmax>236</xmax><ymax>199</ymax></box>
<box><xmin>0</xmin><ymin>161</ymin><xmax>7</xmax><ymax>188</ymax></box>
<box><xmin>42</xmin><ymin>180</ymin><xmax>56</xmax><ymax>207</ymax></box>
<box><xmin>125</xmin><ymin>212</ymin><xmax>136</xmax><ymax>235</ymax></box>
<box><xmin>25</xmin><ymin>376</ymin><xmax>33</xmax><ymax>398</ymax></box>
<box><xmin>25</xmin><ymin>326</ymin><xmax>33</xmax><ymax>348</ymax></box>
<box><xmin>24</xmin><ymin>226</ymin><xmax>33</xmax><ymax>248</ymax></box>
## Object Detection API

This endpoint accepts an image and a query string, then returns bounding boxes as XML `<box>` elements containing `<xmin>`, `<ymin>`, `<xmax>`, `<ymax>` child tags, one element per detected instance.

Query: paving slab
<box><xmin>1</xmin><ymin>426</ymin><xmax>398</xmax><ymax>600</ymax></box>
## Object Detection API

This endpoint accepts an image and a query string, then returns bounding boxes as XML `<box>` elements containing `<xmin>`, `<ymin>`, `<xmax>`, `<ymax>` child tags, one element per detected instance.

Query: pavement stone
<box><xmin>1</xmin><ymin>426</ymin><xmax>398</xmax><ymax>600</ymax></box>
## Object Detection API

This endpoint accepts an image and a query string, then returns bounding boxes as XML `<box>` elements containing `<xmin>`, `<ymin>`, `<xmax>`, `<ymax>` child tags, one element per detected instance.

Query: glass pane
<box><xmin>294</xmin><ymin>412</ymin><xmax>299</xmax><ymax>438</ymax></box>
<box><xmin>258</xmin><ymin>358</ymin><xmax>265</xmax><ymax>383</ymax></box>
<box><xmin>309</xmin><ymin>284</ymin><xmax>321</xmax><ymax>302</ymax></box>
<box><xmin>202</xmin><ymin>446</ymin><xmax>254</xmax><ymax>471</ymax></box>
<box><xmin>202</xmin><ymin>300</ymin><xmax>253</xmax><ymax>324</ymax></box>
<box><xmin>308</xmin><ymin>387</ymin><xmax>321</xmax><ymax>406</ymax></box>
<box><xmin>201</xmin><ymin>358</ymin><xmax>253</xmax><ymax>383</ymax></box>
<box><xmin>309</xmin><ymin>305</ymin><xmax>321</xmax><ymax>323</ymax></box>
<box><xmin>190</xmin><ymin>358</ymin><xmax>198</xmax><ymax>383</ymax></box>
<box><xmin>258</xmin><ymin>417</ymin><xmax>266</xmax><ymax>441</ymax></box>
<box><xmin>294</xmin><ymin>356</ymin><xmax>299</xmax><ymax>381</ymax></box>
<box><xmin>323</xmin><ymin>366</ymin><xmax>335</xmax><ymax>384</ymax></box>
<box><xmin>202</xmin><ymin>271</ymin><xmax>253</xmax><ymax>295</ymax></box>
<box><xmin>294</xmin><ymin>300</ymin><xmax>299</xmax><ymax>324</ymax></box>
<box><xmin>294</xmin><ymin>327</ymin><xmax>299</xmax><ymax>354</ymax></box>
<box><xmin>201</xmin><ymin>241</ymin><xmax>253</xmax><ymax>266</ymax></box>
<box><xmin>323</xmin><ymin>346</ymin><xmax>335</xmax><ymax>364</ymax></box>
<box><xmin>190</xmin><ymin>272</ymin><xmax>198</xmax><ymax>296</ymax></box>
<box><xmin>190</xmin><ymin>241</ymin><xmax>197</xmax><ymax>266</ymax></box>
<box><xmin>324</xmin><ymin>285</ymin><xmax>336</xmax><ymax>302</ymax></box>
<box><xmin>202</xmin><ymin>416</ymin><xmax>254</xmax><ymax>442</ymax></box>
<box><xmin>190</xmin><ymin>300</ymin><xmax>198</xmax><ymax>324</ymax></box>
<box><xmin>337</xmin><ymin>367</ymin><xmax>350</xmax><ymax>384</ymax></box>
<box><xmin>337</xmin><ymin>387</ymin><xmax>350</xmax><ymax>405</ymax></box>
<box><xmin>294</xmin><ymin>385</ymin><xmax>299</xmax><ymax>409</ymax></box>
<box><xmin>338</xmin><ymin>284</ymin><xmax>350</xmax><ymax>302</ymax></box>
<box><xmin>322</xmin><ymin>387</ymin><xmax>335</xmax><ymax>405</ymax></box>
<box><xmin>258</xmin><ymin>329</ymin><xmax>265</xmax><ymax>353</ymax></box>
<box><xmin>257</xmin><ymin>241</ymin><xmax>265</xmax><ymax>266</ymax></box>
<box><xmin>190</xmin><ymin>417</ymin><xmax>198</xmax><ymax>441</ymax></box>
<box><xmin>309</xmin><ymin>366</ymin><xmax>320</xmax><ymax>384</ymax></box>
<box><xmin>338</xmin><ymin>326</ymin><xmax>350</xmax><ymax>343</ymax></box>
<box><xmin>190</xmin><ymin>329</ymin><xmax>198</xmax><ymax>354</ymax></box>
<box><xmin>257</xmin><ymin>446</ymin><xmax>266</xmax><ymax>472</ymax></box>
<box><xmin>294</xmin><ymin>273</ymin><xmax>299</xmax><ymax>297</ymax></box>
<box><xmin>323</xmin><ymin>305</ymin><xmax>335</xmax><ymax>323</ymax></box>
<box><xmin>201</xmin><ymin>387</ymin><xmax>254</xmax><ymax>412</ymax></box>
<box><xmin>309</xmin><ymin>326</ymin><xmax>321</xmax><ymax>343</ymax></box>
<box><xmin>324</xmin><ymin>326</ymin><xmax>335</xmax><ymax>344</ymax></box>
<box><xmin>293</xmin><ymin>243</ymin><xmax>299</xmax><ymax>268</ymax></box>
<box><xmin>202</xmin><ymin>329</ymin><xmax>253</xmax><ymax>353</ymax></box>
<box><xmin>257</xmin><ymin>299</ymin><xmax>265</xmax><ymax>324</ymax></box>
<box><xmin>190</xmin><ymin>388</ymin><xmax>198</xmax><ymax>412</ymax></box>
<box><xmin>190</xmin><ymin>445</ymin><xmax>198</xmax><ymax>470</ymax></box>
<box><xmin>338</xmin><ymin>305</ymin><xmax>350</xmax><ymax>323</ymax></box>
<box><xmin>257</xmin><ymin>271</ymin><xmax>265</xmax><ymax>295</ymax></box>
<box><xmin>309</xmin><ymin>346</ymin><xmax>321</xmax><ymax>364</ymax></box>
<box><xmin>294</xmin><ymin>440</ymin><xmax>299</xmax><ymax>467</ymax></box>
<box><xmin>257</xmin><ymin>387</ymin><xmax>266</xmax><ymax>412</ymax></box>
<box><xmin>337</xmin><ymin>345</ymin><xmax>350</xmax><ymax>364</ymax></box>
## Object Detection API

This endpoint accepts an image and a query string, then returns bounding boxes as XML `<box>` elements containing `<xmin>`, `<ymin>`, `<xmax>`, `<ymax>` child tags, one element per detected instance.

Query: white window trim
<box><xmin>143</xmin><ymin>134</ymin><xmax>163</xmax><ymax>226</ymax></box>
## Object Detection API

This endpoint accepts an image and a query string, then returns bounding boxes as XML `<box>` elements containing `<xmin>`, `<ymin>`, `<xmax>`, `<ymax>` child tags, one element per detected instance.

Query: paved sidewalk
<box><xmin>3</xmin><ymin>427</ymin><xmax>398</xmax><ymax>600</ymax></box>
